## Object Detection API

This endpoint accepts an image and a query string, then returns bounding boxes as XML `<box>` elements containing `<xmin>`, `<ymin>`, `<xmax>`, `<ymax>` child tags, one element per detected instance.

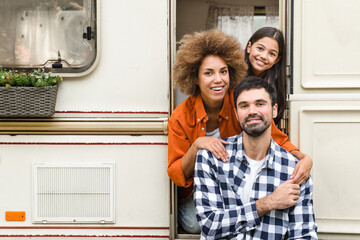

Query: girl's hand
<box><xmin>195</xmin><ymin>136</ymin><xmax>229</xmax><ymax>162</ymax></box>
<box><xmin>289</xmin><ymin>150</ymin><xmax>313</xmax><ymax>185</ymax></box>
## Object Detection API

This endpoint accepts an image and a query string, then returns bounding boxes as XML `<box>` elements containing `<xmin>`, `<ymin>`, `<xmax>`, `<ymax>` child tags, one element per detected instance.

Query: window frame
<box><xmin>0</xmin><ymin>0</ymin><xmax>100</xmax><ymax>78</ymax></box>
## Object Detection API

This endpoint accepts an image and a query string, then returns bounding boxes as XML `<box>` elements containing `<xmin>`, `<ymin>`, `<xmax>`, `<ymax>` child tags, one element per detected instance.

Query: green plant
<box><xmin>0</xmin><ymin>67</ymin><xmax>62</xmax><ymax>87</ymax></box>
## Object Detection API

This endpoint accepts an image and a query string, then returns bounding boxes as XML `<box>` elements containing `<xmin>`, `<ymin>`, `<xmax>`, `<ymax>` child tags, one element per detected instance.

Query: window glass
<box><xmin>0</xmin><ymin>0</ymin><xmax>97</xmax><ymax>73</ymax></box>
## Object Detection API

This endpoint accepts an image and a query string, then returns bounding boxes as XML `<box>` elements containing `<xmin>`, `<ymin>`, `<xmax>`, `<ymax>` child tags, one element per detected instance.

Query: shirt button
<box><xmin>198</xmin><ymin>118</ymin><xmax>200</xmax><ymax>122</ymax></box>
<box><xmin>202</xmin><ymin>128</ymin><xmax>205</xmax><ymax>131</ymax></box>
<box><xmin>226</xmin><ymin>116</ymin><xmax>228</xmax><ymax>119</ymax></box>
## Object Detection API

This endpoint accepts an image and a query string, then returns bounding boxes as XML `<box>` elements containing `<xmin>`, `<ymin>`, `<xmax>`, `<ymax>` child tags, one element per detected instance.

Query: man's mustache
<box><xmin>244</xmin><ymin>114</ymin><xmax>264</xmax><ymax>123</ymax></box>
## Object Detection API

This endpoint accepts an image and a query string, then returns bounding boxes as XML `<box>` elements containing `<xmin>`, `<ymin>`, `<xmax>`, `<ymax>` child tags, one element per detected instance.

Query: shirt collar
<box><xmin>194</xmin><ymin>94</ymin><xmax>208</xmax><ymax>123</ymax></box>
<box><xmin>235</xmin><ymin>133</ymin><xmax>276</xmax><ymax>169</ymax></box>
<box><xmin>218</xmin><ymin>91</ymin><xmax>231</xmax><ymax>120</ymax></box>
<box><xmin>194</xmin><ymin>91</ymin><xmax>232</xmax><ymax>123</ymax></box>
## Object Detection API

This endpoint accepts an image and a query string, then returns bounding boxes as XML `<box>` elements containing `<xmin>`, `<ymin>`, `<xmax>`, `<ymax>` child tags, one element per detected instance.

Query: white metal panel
<box><xmin>293</xmin><ymin>0</ymin><xmax>360</xmax><ymax>93</ymax></box>
<box><xmin>291</xmin><ymin>2</ymin><xmax>360</xmax><ymax>238</ymax></box>
<box><xmin>289</xmin><ymin>99</ymin><xmax>360</xmax><ymax>235</ymax></box>
<box><xmin>0</xmin><ymin>135</ymin><xmax>169</xmax><ymax>237</ymax></box>
<box><xmin>56</xmin><ymin>0</ymin><xmax>169</xmax><ymax>113</ymax></box>
<box><xmin>32</xmin><ymin>162</ymin><xmax>115</xmax><ymax>223</ymax></box>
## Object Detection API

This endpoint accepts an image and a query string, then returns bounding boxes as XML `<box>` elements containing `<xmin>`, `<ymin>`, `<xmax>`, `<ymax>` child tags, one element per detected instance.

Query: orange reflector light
<box><xmin>5</xmin><ymin>211</ymin><xmax>25</xmax><ymax>221</ymax></box>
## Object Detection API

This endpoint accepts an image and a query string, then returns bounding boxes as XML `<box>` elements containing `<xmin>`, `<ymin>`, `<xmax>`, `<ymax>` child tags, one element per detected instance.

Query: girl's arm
<box><xmin>270</xmin><ymin>120</ymin><xmax>298</xmax><ymax>151</ymax></box>
<box><xmin>289</xmin><ymin>151</ymin><xmax>313</xmax><ymax>185</ymax></box>
<box><xmin>270</xmin><ymin>121</ymin><xmax>313</xmax><ymax>185</ymax></box>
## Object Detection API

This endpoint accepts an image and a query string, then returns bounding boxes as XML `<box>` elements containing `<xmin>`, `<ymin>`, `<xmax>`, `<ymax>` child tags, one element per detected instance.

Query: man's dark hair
<box><xmin>234</xmin><ymin>76</ymin><xmax>277</xmax><ymax>108</ymax></box>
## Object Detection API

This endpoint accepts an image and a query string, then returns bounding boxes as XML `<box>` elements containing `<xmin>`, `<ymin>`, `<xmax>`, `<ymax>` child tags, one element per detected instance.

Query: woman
<box><xmin>167</xmin><ymin>29</ymin><xmax>311</xmax><ymax>233</ymax></box>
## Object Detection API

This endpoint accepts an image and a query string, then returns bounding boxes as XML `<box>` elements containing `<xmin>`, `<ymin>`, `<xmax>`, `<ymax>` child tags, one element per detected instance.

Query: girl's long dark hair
<box><xmin>245</xmin><ymin>27</ymin><xmax>286</xmax><ymax>124</ymax></box>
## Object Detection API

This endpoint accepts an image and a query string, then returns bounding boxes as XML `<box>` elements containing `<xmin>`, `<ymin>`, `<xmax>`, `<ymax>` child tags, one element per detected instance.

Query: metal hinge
<box><xmin>286</xmin><ymin>65</ymin><xmax>291</xmax><ymax>78</ymax></box>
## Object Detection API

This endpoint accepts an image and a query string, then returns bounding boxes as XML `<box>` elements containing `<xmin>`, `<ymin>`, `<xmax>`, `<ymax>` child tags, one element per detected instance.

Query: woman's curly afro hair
<box><xmin>173</xmin><ymin>29</ymin><xmax>247</xmax><ymax>96</ymax></box>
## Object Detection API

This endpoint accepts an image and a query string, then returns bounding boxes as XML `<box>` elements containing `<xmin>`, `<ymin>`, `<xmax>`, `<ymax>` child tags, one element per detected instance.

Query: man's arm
<box><xmin>287</xmin><ymin>176</ymin><xmax>318</xmax><ymax>239</ymax></box>
<box><xmin>256</xmin><ymin>179</ymin><xmax>300</xmax><ymax>217</ymax></box>
<box><xmin>194</xmin><ymin>150</ymin><xmax>303</xmax><ymax>239</ymax></box>
<box><xmin>194</xmin><ymin>149</ymin><xmax>261</xmax><ymax>239</ymax></box>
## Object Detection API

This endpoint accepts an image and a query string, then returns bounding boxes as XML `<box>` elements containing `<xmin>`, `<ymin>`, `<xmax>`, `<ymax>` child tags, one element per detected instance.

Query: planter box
<box><xmin>0</xmin><ymin>85</ymin><xmax>58</xmax><ymax>118</ymax></box>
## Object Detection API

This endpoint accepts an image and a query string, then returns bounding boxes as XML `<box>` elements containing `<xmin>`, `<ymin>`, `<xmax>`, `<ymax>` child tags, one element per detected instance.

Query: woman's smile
<box><xmin>197</xmin><ymin>55</ymin><xmax>230</xmax><ymax>107</ymax></box>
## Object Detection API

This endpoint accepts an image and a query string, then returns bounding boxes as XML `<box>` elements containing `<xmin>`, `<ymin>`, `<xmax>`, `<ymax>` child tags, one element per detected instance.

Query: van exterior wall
<box><xmin>0</xmin><ymin>135</ymin><xmax>169</xmax><ymax>238</ymax></box>
<box><xmin>56</xmin><ymin>0</ymin><xmax>169</xmax><ymax>113</ymax></box>
<box><xmin>292</xmin><ymin>0</ymin><xmax>360</xmax><ymax>94</ymax></box>
<box><xmin>0</xmin><ymin>0</ymin><xmax>171</xmax><ymax>239</ymax></box>
<box><xmin>291</xmin><ymin>0</ymin><xmax>360</xmax><ymax>238</ymax></box>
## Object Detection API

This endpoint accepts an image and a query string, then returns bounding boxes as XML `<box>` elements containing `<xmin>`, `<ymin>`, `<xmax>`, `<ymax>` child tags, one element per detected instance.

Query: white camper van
<box><xmin>0</xmin><ymin>0</ymin><xmax>359</xmax><ymax>239</ymax></box>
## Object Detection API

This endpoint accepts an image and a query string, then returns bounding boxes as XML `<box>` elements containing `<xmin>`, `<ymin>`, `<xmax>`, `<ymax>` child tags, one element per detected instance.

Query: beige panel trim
<box><xmin>317</xmin><ymin>219</ymin><xmax>360</xmax><ymax>235</ymax></box>
<box><xmin>298</xmin><ymin>106</ymin><xmax>360</xmax><ymax>152</ymax></box>
<box><xmin>289</xmin><ymin>94</ymin><xmax>360</xmax><ymax>101</ymax></box>
<box><xmin>279</xmin><ymin>0</ymin><xmax>286</xmax><ymax>32</ymax></box>
<box><xmin>299</xmin><ymin>0</ymin><xmax>360</xmax><ymax>89</ymax></box>
<box><xmin>297</xmin><ymin>106</ymin><xmax>360</xmax><ymax>235</ymax></box>
<box><xmin>0</xmin><ymin>117</ymin><xmax>168</xmax><ymax>135</ymax></box>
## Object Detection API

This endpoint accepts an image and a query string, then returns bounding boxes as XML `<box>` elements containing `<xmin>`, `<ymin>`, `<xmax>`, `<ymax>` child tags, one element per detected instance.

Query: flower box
<box><xmin>0</xmin><ymin>68</ymin><xmax>62</xmax><ymax>118</ymax></box>
<box><xmin>0</xmin><ymin>85</ymin><xmax>59</xmax><ymax>117</ymax></box>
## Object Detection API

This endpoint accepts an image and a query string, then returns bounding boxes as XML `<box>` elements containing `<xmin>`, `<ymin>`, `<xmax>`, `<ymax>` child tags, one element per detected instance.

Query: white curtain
<box><xmin>206</xmin><ymin>4</ymin><xmax>254</xmax><ymax>48</ymax></box>
<box><xmin>265</xmin><ymin>5</ymin><xmax>279</xmax><ymax>29</ymax></box>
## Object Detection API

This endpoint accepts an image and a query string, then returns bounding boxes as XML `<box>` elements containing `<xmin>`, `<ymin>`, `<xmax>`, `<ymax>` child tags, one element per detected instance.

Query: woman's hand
<box><xmin>194</xmin><ymin>136</ymin><xmax>229</xmax><ymax>162</ymax></box>
<box><xmin>289</xmin><ymin>150</ymin><xmax>313</xmax><ymax>185</ymax></box>
<box><xmin>181</xmin><ymin>136</ymin><xmax>229</xmax><ymax>180</ymax></box>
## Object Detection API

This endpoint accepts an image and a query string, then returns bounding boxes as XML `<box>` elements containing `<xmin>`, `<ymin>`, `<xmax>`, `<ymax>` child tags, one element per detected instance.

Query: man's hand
<box><xmin>290</xmin><ymin>151</ymin><xmax>313</xmax><ymax>185</ymax></box>
<box><xmin>256</xmin><ymin>180</ymin><xmax>300</xmax><ymax>217</ymax></box>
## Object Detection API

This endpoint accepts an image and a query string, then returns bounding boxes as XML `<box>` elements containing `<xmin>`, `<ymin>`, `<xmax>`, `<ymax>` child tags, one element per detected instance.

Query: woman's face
<box><xmin>197</xmin><ymin>55</ymin><xmax>230</xmax><ymax>107</ymax></box>
<box><xmin>246</xmin><ymin>37</ymin><xmax>280</xmax><ymax>76</ymax></box>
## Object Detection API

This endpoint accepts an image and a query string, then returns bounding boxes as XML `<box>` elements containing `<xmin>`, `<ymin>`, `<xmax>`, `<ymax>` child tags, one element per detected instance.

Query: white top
<box><xmin>205</xmin><ymin>128</ymin><xmax>221</xmax><ymax>139</ymax></box>
<box><xmin>242</xmin><ymin>154</ymin><xmax>265</xmax><ymax>204</ymax></box>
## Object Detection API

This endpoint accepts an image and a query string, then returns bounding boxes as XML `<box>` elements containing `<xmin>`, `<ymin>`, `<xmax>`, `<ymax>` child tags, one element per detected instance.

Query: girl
<box><xmin>245</xmin><ymin>27</ymin><xmax>286</xmax><ymax>124</ymax></box>
<box><xmin>167</xmin><ymin>29</ymin><xmax>310</xmax><ymax>234</ymax></box>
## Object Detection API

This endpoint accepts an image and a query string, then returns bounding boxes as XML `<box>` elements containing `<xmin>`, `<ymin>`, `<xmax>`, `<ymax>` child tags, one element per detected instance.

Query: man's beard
<box><xmin>241</xmin><ymin>114</ymin><xmax>271</xmax><ymax>137</ymax></box>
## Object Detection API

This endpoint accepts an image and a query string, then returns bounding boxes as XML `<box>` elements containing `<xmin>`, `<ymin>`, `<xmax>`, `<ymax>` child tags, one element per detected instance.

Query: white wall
<box><xmin>291</xmin><ymin>0</ymin><xmax>360</xmax><ymax>238</ymax></box>
<box><xmin>56</xmin><ymin>0</ymin><xmax>169</xmax><ymax>113</ymax></box>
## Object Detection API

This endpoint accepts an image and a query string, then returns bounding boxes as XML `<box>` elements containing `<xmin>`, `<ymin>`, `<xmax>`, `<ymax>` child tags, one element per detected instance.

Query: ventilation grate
<box><xmin>32</xmin><ymin>162</ymin><xmax>115</xmax><ymax>223</ymax></box>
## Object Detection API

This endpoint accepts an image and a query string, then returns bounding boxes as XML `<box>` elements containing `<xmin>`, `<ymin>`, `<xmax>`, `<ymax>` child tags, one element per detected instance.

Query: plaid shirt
<box><xmin>194</xmin><ymin>133</ymin><xmax>317</xmax><ymax>239</ymax></box>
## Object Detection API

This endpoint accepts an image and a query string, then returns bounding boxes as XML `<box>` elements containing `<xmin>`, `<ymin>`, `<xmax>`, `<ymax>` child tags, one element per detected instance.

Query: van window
<box><xmin>0</xmin><ymin>0</ymin><xmax>98</xmax><ymax>75</ymax></box>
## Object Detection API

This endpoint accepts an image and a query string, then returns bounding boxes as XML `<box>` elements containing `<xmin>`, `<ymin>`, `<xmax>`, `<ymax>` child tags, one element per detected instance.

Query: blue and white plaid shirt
<box><xmin>194</xmin><ymin>133</ymin><xmax>318</xmax><ymax>239</ymax></box>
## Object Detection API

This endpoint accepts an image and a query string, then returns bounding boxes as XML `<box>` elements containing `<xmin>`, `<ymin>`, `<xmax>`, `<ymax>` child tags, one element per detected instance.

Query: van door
<box><xmin>289</xmin><ymin>0</ymin><xmax>360</xmax><ymax>238</ymax></box>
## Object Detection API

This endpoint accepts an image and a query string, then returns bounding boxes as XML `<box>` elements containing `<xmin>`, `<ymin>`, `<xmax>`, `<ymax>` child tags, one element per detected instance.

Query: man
<box><xmin>194</xmin><ymin>76</ymin><xmax>317</xmax><ymax>239</ymax></box>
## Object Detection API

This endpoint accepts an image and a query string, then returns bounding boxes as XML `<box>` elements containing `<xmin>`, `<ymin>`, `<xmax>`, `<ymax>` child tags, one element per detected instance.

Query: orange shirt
<box><xmin>167</xmin><ymin>89</ymin><xmax>299</xmax><ymax>201</ymax></box>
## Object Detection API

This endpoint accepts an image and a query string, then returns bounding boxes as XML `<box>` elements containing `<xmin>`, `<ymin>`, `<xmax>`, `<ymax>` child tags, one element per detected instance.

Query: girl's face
<box><xmin>197</xmin><ymin>55</ymin><xmax>230</xmax><ymax>107</ymax></box>
<box><xmin>246</xmin><ymin>37</ymin><xmax>280</xmax><ymax>76</ymax></box>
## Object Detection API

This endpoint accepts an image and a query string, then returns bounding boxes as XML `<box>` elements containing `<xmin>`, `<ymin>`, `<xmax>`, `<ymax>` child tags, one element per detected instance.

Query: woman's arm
<box><xmin>167</xmin><ymin>117</ymin><xmax>193</xmax><ymax>188</ymax></box>
<box><xmin>167</xmin><ymin>117</ymin><xmax>229</xmax><ymax>186</ymax></box>
<box><xmin>181</xmin><ymin>137</ymin><xmax>229</xmax><ymax>179</ymax></box>
<box><xmin>270</xmin><ymin>121</ymin><xmax>313</xmax><ymax>185</ymax></box>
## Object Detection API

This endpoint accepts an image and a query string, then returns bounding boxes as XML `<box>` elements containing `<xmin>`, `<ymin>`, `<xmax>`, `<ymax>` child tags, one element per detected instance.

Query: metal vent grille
<box><xmin>32</xmin><ymin>162</ymin><xmax>115</xmax><ymax>223</ymax></box>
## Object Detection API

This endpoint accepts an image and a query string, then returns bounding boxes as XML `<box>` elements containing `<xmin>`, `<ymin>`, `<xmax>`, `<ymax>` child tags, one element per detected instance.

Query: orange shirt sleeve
<box><xmin>271</xmin><ymin>120</ymin><xmax>299</xmax><ymax>152</ymax></box>
<box><xmin>167</xmin><ymin>115</ymin><xmax>194</xmax><ymax>188</ymax></box>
